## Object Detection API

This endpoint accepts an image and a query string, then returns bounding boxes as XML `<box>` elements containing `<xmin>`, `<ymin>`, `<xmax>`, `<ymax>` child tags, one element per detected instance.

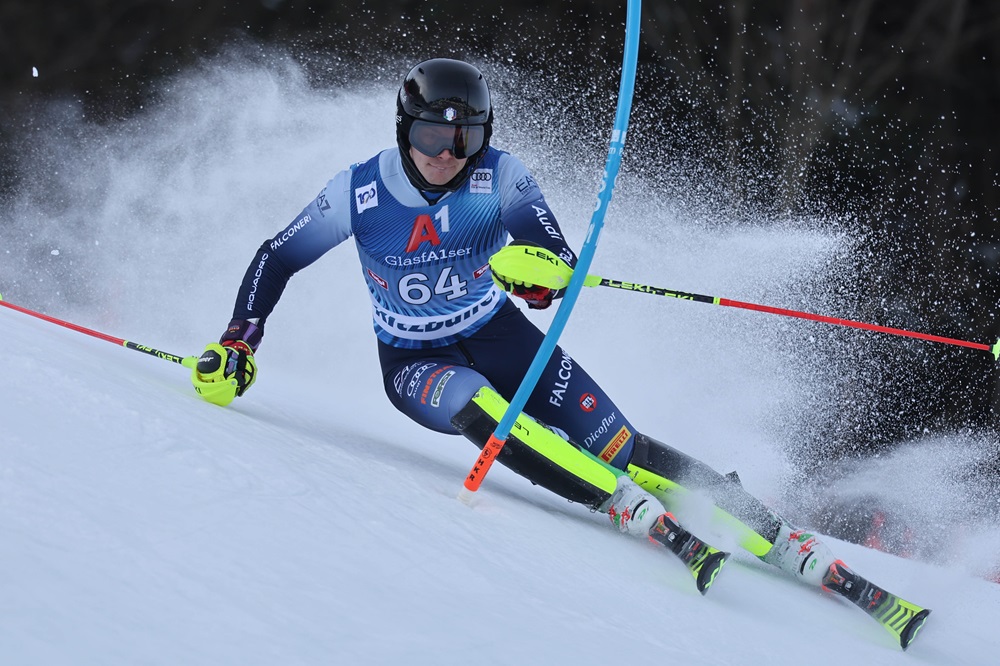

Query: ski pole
<box><xmin>585</xmin><ymin>275</ymin><xmax>1000</xmax><ymax>359</ymax></box>
<box><xmin>0</xmin><ymin>293</ymin><xmax>199</xmax><ymax>368</ymax></box>
<box><xmin>488</xmin><ymin>245</ymin><xmax>1000</xmax><ymax>360</ymax></box>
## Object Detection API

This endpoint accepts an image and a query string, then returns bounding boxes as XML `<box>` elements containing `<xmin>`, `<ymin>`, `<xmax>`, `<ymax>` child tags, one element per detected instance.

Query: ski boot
<box><xmin>602</xmin><ymin>476</ymin><xmax>729</xmax><ymax>595</ymax></box>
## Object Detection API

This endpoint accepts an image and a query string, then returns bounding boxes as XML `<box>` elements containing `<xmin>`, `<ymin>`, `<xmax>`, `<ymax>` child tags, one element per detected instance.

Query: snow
<box><xmin>2</xmin><ymin>53</ymin><xmax>999</xmax><ymax>665</ymax></box>
<box><xmin>4</xmin><ymin>292</ymin><xmax>999</xmax><ymax>665</ymax></box>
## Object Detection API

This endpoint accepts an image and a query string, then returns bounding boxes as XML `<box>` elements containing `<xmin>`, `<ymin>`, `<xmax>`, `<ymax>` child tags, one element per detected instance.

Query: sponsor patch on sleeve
<box><xmin>355</xmin><ymin>180</ymin><xmax>379</xmax><ymax>213</ymax></box>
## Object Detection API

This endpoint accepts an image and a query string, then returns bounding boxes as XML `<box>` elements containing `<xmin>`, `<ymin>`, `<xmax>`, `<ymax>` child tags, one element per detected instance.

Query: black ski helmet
<box><xmin>396</xmin><ymin>58</ymin><xmax>494</xmax><ymax>194</ymax></box>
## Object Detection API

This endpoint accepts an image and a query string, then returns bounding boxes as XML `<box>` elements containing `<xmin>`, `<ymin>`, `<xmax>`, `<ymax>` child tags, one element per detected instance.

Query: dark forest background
<box><xmin>2</xmin><ymin>1</ymin><xmax>999</xmax><ymax>462</ymax></box>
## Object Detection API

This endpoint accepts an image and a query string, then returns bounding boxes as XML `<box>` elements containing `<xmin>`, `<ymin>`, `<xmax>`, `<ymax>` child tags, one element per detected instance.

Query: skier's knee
<box><xmin>384</xmin><ymin>362</ymin><xmax>491</xmax><ymax>433</ymax></box>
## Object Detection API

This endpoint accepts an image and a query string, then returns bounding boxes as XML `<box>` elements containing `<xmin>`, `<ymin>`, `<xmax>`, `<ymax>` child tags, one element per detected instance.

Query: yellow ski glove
<box><xmin>490</xmin><ymin>241</ymin><xmax>573</xmax><ymax>310</ymax></box>
<box><xmin>191</xmin><ymin>340</ymin><xmax>257</xmax><ymax>406</ymax></box>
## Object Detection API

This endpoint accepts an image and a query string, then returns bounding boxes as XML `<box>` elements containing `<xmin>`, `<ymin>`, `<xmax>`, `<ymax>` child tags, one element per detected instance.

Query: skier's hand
<box><xmin>506</xmin><ymin>281</ymin><xmax>555</xmax><ymax>309</ymax></box>
<box><xmin>191</xmin><ymin>340</ymin><xmax>257</xmax><ymax>406</ymax></box>
<box><xmin>490</xmin><ymin>241</ymin><xmax>571</xmax><ymax>309</ymax></box>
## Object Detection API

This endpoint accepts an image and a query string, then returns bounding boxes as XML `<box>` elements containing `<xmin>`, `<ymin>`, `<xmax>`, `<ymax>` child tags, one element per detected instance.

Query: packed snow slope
<box><xmin>2</xmin><ymin>52</ymin><xmax>999</xmax><ymax>665</ymax></box>
<box><xmin>3</xmin><ymin>278</ymin><xmax>999</xmax><ymax>666</ymax></box>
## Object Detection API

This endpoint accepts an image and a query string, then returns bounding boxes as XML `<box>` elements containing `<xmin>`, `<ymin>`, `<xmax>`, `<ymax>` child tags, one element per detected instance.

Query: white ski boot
<box><xmin>763</xmin><ymin>521</ymin><xmax>838</xmax><ymax>586</ymax></box>
<box><xmin>600</xmin><ymin>475</ymin><xmax>667</xmax><ymax>537</ymax></box>
<box><xmin>601</xmin><ymin>475</ymin><xmax>731</xmax><ymax>594</ymax></box>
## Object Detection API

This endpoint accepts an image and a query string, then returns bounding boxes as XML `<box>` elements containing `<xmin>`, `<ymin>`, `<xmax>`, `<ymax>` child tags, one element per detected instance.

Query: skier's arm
<box><xmin>192</xmin><ymin>173</ymin><xmax>352</xmax><ymax>405</ymax></box>
<box><xmin>497</xmin><ymin>154</ymin><xmax>577</xmax><ymax>309</ymax></box>
<box><xmin>223</xmin><ymin>172</ymin><xmax>354</xmax><ymax>349</ymax></box>
<box><xmin>501</xmin><ymin>195</ymin><xmax>577</xmax><ymax>269</ymax></box>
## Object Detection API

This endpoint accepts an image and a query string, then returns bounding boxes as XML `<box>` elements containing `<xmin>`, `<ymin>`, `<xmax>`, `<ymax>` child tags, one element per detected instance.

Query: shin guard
<box><xmin>451</xmin><ymin>387</ymin><xmax>618</xmax><ymax>507</ymax></box>
<box><xmin>627</xmin><ymin>433</ymin><xmax>782</xmax><ymax>556</ymax></box>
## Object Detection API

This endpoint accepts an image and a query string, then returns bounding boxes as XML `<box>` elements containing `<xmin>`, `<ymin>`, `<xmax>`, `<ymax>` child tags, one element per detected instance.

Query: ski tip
<box><xmin>899</xmin><ymin>608</ymin><xmax>931</xmax><ymax>651</ymax></box>
<box><xmin>696</xmin><ymin>551</ymin><xmax>730</xmax><ymax>596</ymax></box>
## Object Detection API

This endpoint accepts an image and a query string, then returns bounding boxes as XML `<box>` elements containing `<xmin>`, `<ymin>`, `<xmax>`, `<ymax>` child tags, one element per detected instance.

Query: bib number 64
<box><xmin>399</xmin><ymin>266</ymin><xmax>468</xmax><ymax>305</ymax></box>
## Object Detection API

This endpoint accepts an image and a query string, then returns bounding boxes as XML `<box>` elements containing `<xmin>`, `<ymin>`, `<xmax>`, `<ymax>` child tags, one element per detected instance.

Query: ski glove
<box><xmin>490</xmin><ymin>241</ymin><xmax>573</xmax><ymax>310</ymax></box>
<box><xmin>191</xmin><ymin>340</ymin><xmax>257</xmax><ymax>406</ymax></box>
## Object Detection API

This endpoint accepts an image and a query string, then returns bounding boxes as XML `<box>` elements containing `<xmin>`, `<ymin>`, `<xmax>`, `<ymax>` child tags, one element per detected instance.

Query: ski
<box><xmin>648</xmin><ymin>513</ymin><xmax>730</xmax><ymax>595</ymax></box>
<box><xmin>823</xmin><ymin>559</ymin><xmax>931</xmax><ymax>650</ymax></box>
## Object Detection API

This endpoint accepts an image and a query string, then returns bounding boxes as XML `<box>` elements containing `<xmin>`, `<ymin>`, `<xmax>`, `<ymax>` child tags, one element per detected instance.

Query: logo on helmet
<box><xmin>443</xmin><ymin>107</ymin><xmax>457</xmax><ymax>121</ymax></box>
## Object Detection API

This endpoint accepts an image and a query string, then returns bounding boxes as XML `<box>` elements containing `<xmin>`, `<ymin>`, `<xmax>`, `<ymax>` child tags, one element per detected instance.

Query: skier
<box><xmin>193</xmin><ymin>58</ymin><xmax>928</xmax><ymax>646</ymax></box>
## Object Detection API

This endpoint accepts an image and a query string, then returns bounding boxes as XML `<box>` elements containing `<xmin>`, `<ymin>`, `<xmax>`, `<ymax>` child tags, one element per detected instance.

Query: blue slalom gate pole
<box><xmin>463</xmin><ymin>0</ymin><xmax>643</xmax><ymax>493</ymax></box>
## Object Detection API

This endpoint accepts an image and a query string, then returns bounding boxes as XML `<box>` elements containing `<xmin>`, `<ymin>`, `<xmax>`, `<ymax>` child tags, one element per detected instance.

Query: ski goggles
<box><xmin>408</xmin><ymin>119</ymin><xmax>485</xmax><ymax>159</ymax></box>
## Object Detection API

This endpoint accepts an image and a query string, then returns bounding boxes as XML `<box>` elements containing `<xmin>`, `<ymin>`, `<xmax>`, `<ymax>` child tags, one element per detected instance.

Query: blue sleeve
<box><xmin>497</xmin><ymin>153</ymin><xmax>577</xmax><ymax>269</ymax></box>
<box><xmin>230</xmin><ymin>170</ymin><xmax>353</xmax><ymax>322</ymax></box>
